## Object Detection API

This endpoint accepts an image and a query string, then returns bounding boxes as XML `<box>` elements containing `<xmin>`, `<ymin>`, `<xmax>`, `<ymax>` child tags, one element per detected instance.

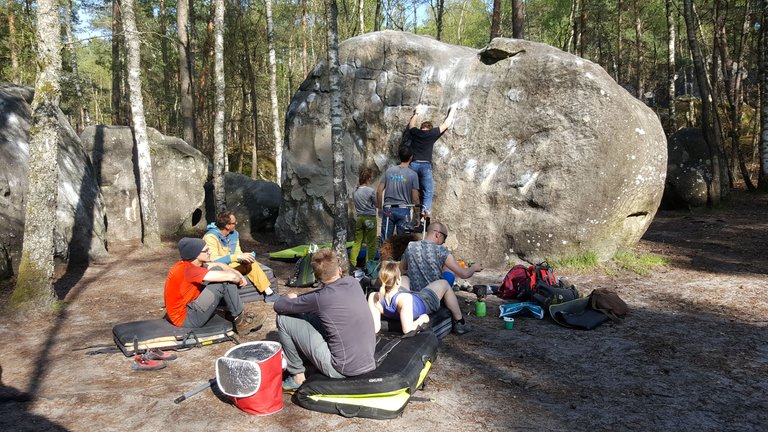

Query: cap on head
<box><xmin>179</xmin><ymin>237</ymin><xmax>206</xmax><ymax>261</ymax></box>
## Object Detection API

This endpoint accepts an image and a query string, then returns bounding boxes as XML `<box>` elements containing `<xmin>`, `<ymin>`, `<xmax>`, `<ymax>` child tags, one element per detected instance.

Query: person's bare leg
<box><xmin>425</xmin><ymin>280</ymin><xmax>463</xmax><ymax>321</ymax></box>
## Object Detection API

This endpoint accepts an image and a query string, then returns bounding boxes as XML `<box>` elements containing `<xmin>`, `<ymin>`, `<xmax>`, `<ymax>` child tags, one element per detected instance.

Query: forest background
<box><xmin>2</xmin><ymin>0</ymin><xmax>766</xmax><ymax>188</ymax></box>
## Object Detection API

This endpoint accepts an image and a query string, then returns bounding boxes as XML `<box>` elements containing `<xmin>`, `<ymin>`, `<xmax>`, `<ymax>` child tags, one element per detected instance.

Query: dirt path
<box><xmin>1</xmin><ymin>190</ymin><xmax>767</xmax><ymax>432</ymax></box>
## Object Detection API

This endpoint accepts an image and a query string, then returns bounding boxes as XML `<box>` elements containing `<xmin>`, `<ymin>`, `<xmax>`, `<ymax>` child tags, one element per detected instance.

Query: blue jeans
<box><xmin>381</xmin><ymin>207</ymin><xmax>411</xmax><ymax>241</ymax></box>
<box><xmin>410</xmin><ymin>161</ymin><xmax>434</xmax><ymax>213</ymax></box>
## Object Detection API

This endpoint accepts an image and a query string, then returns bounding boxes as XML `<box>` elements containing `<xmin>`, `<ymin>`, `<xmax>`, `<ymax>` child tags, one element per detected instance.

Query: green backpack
<box><xmin>287</xmin><ymin>253</ymin><xmax>316</xmax><ymax>287</ymax></box>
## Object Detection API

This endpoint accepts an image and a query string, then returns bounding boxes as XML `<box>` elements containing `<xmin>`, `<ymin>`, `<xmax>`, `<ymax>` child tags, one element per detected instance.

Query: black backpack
<box><xmin>531</xmin><ymin>278</ymin><xmax>580</xmax><ymax>310</ymax></box>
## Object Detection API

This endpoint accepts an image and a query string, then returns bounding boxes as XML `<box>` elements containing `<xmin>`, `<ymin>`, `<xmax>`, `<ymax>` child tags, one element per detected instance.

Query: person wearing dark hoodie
<box><xmin>274</xmin><ymin>248</ymin><xmax>376</xmax><ymax>391</ymax></box>
<box><xmin>203</xmin><ymin>211</ymin><xmax>279</xmax><ymax>303</ymax></box>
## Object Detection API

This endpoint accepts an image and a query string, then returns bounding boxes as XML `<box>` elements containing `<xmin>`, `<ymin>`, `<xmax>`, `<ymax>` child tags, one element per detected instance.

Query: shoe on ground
<box><xmin>132</xmin><ymin>354</ymin><xmax>167</xmax><ymax>371</ymax></box>
<box><xmin>263</xmin><ymin>292</ymin><xmax>280</xmax><ymax>304</ymax></box>
<box><xmin>234</xmin><ymin>306</ymin><xmax>264</xmax><ymax>335</ymax></box>
<box><xmin>282</xmin><ymin>376</ymin><xmax>301</xmax><ymax>393</ymax></box>
<box><xmin>452</xmin><ymin>321</ymin><xmax>472</xmax><ymax>335</ymax></box>
<box><xmin>144</xmin><ymin>348</ymin><xmax>177</xmax><ymax>361</ymax></box>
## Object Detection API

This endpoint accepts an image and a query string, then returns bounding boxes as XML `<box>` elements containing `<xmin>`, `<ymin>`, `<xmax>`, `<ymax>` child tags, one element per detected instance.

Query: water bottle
<box><xmin>475</xmin><ymin>300</ymin><xmax>486</xmax><ymax>317</ymax></box>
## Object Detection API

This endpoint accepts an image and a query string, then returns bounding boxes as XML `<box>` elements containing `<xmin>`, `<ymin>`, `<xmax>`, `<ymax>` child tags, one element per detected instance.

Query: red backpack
<box><xmin>498</xmin><ymin>263</ymin><xmax>558</xmax><ymax>300</ymax></box>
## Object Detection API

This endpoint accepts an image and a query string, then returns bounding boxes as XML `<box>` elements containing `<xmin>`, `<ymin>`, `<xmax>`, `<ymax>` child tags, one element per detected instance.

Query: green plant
<box><xmin>612</xmin><ymin>250</ymin><xmax>668</xmax><ymax>275</ymax></box>
<box><xmin>549</xmin><ymin>252</ymin><xmax>599</xmax><ymax>271</ymax></box>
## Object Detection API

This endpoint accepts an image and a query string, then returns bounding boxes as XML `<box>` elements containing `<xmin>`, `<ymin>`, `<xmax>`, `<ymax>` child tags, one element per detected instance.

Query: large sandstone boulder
<box><xmin>0</xmin><ymin>84</ymin><xmax>108</xmax><ymax>277</ymax></box>
<box><xmin>80</xmin><ymin>126</ymin><xmax>207</xmax><ymax>242</ymax></box>
<box><xmin>276</xmin><ymin>31</ymin><xmax>667</xmax><ymax>265</ymax></box>
<box><xmin>662</xmin><ymin>128</ymin><xmax>727</xmax><ymax>209</ymax></box>
<box><xmin>203</xmin><ymin>173</ymin><xmax>281</xmax><ymax>239</ymax></box>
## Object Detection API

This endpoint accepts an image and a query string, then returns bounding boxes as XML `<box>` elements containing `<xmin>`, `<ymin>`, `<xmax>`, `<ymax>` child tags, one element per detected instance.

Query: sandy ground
<box><xmin>1</xmin><ymin>189</ymin><xmax>767</xmax><ymax>432</ymax></box>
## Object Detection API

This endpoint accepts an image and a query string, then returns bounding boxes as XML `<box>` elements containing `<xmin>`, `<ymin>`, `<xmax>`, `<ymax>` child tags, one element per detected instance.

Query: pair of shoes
<box><xmin>144</xmin><ymin>348</ymin><xmax>177</xmax><ymax>361</ymax></box>
<box><xmin>263</xmin><ymin>292</ymin><xmax>280</xmax><ymax>303</ymax></box>
<box><xmin>132</xmin><ymin>354</ymin><xmax>167</xmax><ymax>371</ymax></box>
<box><xmin>452</xmin><ymin>321</ymin><xmax>472</xmax><ymax>335</ymax></box>
<box><xmin>282</xmin><ymin>376</ymin><xmax>301</xmax><ymax>393</ymax></box>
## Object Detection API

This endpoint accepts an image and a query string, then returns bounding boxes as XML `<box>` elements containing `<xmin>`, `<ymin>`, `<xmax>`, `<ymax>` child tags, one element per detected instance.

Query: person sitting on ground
<box><xmin>273</xmin><ymin>249</ymin><xmax>376</xmax><ymax>391</ymax></box>
<box><xmin>368</xmin><ymin>261</ymin><xmax>471</xmax><ymax>335</ymax></box>
<box><xmin>376</xmin><ymin>145</ymin><xmax>420</xmax><ymax>241</ymax></box>
<box><xmin>400</xmin><ymin>222</ymin><xmax>484</xmax><ymax>292</ymax></box>
<box><xmin>203</xmin><ymin>211</ymin><xmax>279</xmax><ymax>303</ymax></box>
<box><xmin>350</xmin><ymin>166</ymin><xmax>378</xmax><ymax>269</ymax></box>
<box><xmin>164</xmin><ymin>237</ymin><xmax>260</xmax><ymax>334</ymax></box>
<box><xmin>406</xmin><ymin>105</ymin><xmax>457</xmax><ymax>219</ymax></box>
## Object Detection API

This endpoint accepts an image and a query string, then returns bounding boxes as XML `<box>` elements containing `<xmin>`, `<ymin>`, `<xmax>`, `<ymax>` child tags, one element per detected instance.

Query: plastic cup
<box><xmin>504</xmin><ymin>317</ymin><xmax>515</xmax><ymax>330</ymax></box>
<box><xmin>475</xmin><ymin>301</ymin><xmax>486</xmax><ymax>317</ymax></box>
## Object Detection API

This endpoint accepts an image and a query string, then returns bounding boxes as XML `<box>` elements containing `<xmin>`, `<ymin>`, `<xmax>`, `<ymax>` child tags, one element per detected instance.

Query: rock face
<box><xmin>80</xmin><ymin>126</ymin><xmax>208</xmax><ymax>242</ymax></box>
<box><xmin>662</xmin><ymin>128</ymin><xmax>725</xmax><ymax>209</ymax></box>
<box><xmin>0</xmin><ymin>84</ymin><xmax>108</xmax><ymax>277</ymax></box>
<box><xmin>204</xmin><ymin>173</ymin><xmax>281</xmax><ymax>239</ymax></box>
<box><xmin>275</xmin><ymin>32</ymin><xmax>667</xmax><ymax>265</ymax></box>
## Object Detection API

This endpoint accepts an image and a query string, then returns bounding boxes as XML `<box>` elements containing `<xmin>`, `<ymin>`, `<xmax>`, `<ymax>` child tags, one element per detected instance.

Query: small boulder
<box><xmin>80</xmin><ymin>125</ymin><xmax>208</xmax><ymax>242</ymax></box>
<box><xmin>204</xmin><ymin>173</ymin><xmax>281</xmax><ymax>239</ymax></box>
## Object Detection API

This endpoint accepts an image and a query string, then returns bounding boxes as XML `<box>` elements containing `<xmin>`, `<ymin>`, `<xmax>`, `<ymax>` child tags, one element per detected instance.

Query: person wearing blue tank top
<box><xmin>367</xmin><ymin>261</ymin><xmax>471</xmax><ymax>335</ymax></box>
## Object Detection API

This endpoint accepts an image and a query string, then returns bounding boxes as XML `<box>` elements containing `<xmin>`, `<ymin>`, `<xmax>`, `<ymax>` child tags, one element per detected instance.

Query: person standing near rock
<box><xmin>351</xmin><ymin>167</ymin><xmax>378</xmax><ymax>268</ymax></box>
<box><xmin>203</xmin><ymin>211</ymin><xmax>279</xmax><ymax>303</ymax></box>
<box><xmin>376</xmin><ymin>145</ymin><xmax>420</xmax><ymax>241</ymax></box>
<box><xmin>406</xmin><ymin>105</ymin><xmax>457</xmax><ymax>219</ymax></box>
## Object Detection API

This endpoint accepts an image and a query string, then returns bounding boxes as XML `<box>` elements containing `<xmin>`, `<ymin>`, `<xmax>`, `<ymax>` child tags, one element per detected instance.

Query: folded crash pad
<box><xmin>293</xmin><ymin>331</ymin><xmax>439</xmax><ymax>419</ymax></box>
<box><xmin>112</xmin><ymin>314</ymin><xmax>235</xmax><ymax>357</ymax></box>
<box><xmin>269</xmin><ymin>241</ymin><xmax>354</xmax><ymax>261</ymax></box>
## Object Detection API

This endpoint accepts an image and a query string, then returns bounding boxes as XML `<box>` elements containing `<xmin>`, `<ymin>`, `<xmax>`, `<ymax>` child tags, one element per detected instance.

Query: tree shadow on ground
<box><xmin>433</xmin><ymin>297</ymin><xmax>768</xmax><ymax>431</ymax></box>
<box><xmin>640</xmin><ymin>192</ymin><xmax>768</xmax><ymax>276</ymax></box>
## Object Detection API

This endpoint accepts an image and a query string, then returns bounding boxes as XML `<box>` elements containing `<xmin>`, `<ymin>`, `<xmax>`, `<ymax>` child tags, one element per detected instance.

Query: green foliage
<box><xmin>612</xmin><ymin>250</ymin><xmax>668</xmax><ymax>276</ymax></box>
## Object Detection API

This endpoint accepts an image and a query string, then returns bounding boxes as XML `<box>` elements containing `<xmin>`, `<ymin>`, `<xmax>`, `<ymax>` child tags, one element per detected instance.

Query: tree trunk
<box><xmin>64</xmin><ymin>0</ymin><xmax>87</xmax><ymax>133</ymax></box>
<box><xmin>302</xmin><ymin>0</ymin><xmax>309</xmax><ymax>77</ymax></box>
<box><xmin>682</xmin><ymin>0</ymin><xmax>723</xmax><ymax>206</ymax></box>
<box><xmin>266</xmin><ymin>0</ymin><xmax>283</xmax><ymax>185</ymax></box>
<box><xmin>633</xmin><ymin>0</ymin><xmax>644</xmax><ymax>99</ymax></box>
<box><xmin>374</xmin><ymin>0</ymin><xmax>381</xmax><ymax>32</ymax></box>
<box><xmin>490</xmin><ymin>0</ymin><xmax>501</xmax><ymax>41</ymax></box>
<box><xmin>12</xmin><ymin>0</ymin><xmax>61</xmax><ymax>309</ymax></box>
<box><xmin>212</xmin><ymin>0</ymin><xmax>227</xmax><ymax>211</ymax></box>
<box><xmin>197</xmin><ymin>7</ymin><xmax>215</xmax><ymax>156</ymax></box>
<box><xmin>436</xmin><ymin>0</ymin><xmax>444</xmax><ymax>41</ymax></box>
<box><xmin>760</xmin><ymin>0</ymin><xmax>768</xmax><ymax>191</ymax></box>
<box><xmin>512</xmin><ymin>0</ymin><xmax>524</xmax><ymax>39</ymax></box>
<box><xmin>8</xmin><ymin>0</ymin><xmax>19</xmax><ymax>83</ymax></box>
<box><xmin>718</xmin><ymin>0</ymin><xmax>754</xmax><ymax>190</ymax></box>
<box><xmin>567</xmin><ymin>0</ymin><xmax>580</xmax><ymax>53</ymax></box>
<box><xmin>617</xmin><ymin>0</ymin><xmax>623</xmax><ymax>83</ymax></box>
<box><xmin>359</xmin><ymin>0</ymin><xmax>365</xmax><ymax>34</ymax></box>
<box><xmin>578</xmin><ymin>0</ymin><xmax>587</xmax><ymax>57</ymax></box>
<box><xmin>236</xmin><ymin>3</ymin><xmax>260</xmax><ymax>180</ymax></box>
<box><xmin>178</xmin><ymin>0</ymin><xmax>195</xmax><ymax>147</ymax></box>
<box><xmin>123</xmin><ymin>0</ymin><xmax>162</xmax><ymax>247</ymax></box>
<box><xmin>111</xmin><ymin>0</ymin><xmax>123</xmax><ymax>125</ymax></box>
<box><xmin>326</xmin><ymin>0</ymin><xmax>349</xmax><ymax>270</ymax></box>
<box><xmin>160</xmin><ymin>0</ymin><xmax>172</xmax><ymax>130</ymax></box>
<box><xmin>665</xmin><ymin>0</ymin><xmax>676</xmax><ymax>133</ymax></box>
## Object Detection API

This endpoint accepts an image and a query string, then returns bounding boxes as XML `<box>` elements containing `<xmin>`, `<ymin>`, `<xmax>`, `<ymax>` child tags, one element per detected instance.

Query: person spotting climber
<box><xmin>351</xmin><ymin>167</ymin><xmax>378</xmax><ymax>268</ymax></box>
<box><xmin>406</xmin><ymin>104</ymin><xmax>457</xmax><ymax>219</ymax></box>
<box><xmin>203</xmin><ymin>211</ymin><xmax>279</xmax><ymax>303</ymax></box>
<box><xmin>376</xmin><ymin>145</ymin><xmax>420</xmax><ymax>241</ymax></box>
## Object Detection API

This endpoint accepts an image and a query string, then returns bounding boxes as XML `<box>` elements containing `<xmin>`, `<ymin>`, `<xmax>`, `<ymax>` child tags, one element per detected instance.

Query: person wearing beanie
<box><xmin>203</xmin><ymin>211</ymin><xmax>279</xmax><ymax>303</ymax></box>
<box><xmin>164</xmin><ymin>237</ymin><xmax>261</xmax><ymax>334</ymax></box>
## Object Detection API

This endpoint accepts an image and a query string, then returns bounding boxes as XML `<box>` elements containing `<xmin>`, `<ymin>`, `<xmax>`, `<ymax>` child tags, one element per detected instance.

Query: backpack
<box><xmin>287</xmin><ymin>253</ymin><xmax>316</xmax><ymax>287</ymax></box>
<box><xmin>498</xmin><ymin>263</ymin><xmax>559</xmax><ymax>300</ymax></box>
<box><xmin>498</xmin><ymin>262</ymin><xmax>579</xmax><ymax>308</ymax></box>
